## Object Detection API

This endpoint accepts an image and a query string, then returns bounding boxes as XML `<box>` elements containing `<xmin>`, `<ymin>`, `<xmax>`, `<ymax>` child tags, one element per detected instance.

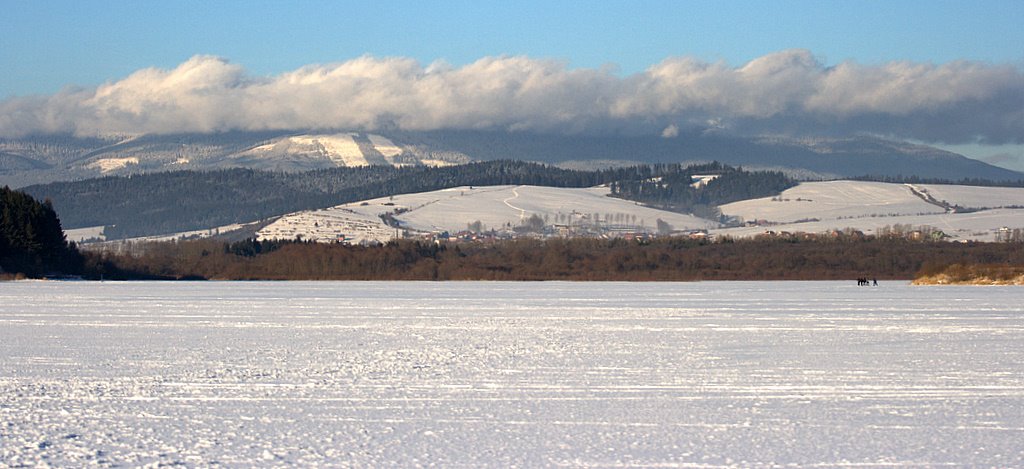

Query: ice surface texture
<box><xmin>1</xmin><ymin>281</ymin><xmax>1023</xmax><ymax>466</ymax></box>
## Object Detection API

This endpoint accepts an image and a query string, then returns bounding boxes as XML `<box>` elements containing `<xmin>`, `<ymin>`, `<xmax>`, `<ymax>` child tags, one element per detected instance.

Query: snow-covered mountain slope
<box><xmin>0</xmin><ymin>132</ymin><xmax>477</xmax><ymax>186</ymax></box>
<box><xmin>238</xmin><ymin>133</ymin><xmax>368</xmax><ymax>167</ymax></box>
<box><xmin>257</xmin><ymin>185</ymin><xmax>716</xmax><ymax>244</ymax></box>
<box><xmin>4</xmin><ymin>131</ymin><xmax>1022</xmax><ymax>188</ymax></box>
<box><xmin>231</xmin><ymin>133</ymin><xmax>467</xmax><ymax>169</ymax></box>
<box><xmin>715</xmin><ymin>181</ymin><xmax>1024</xmax><ymax>241</ymax></box>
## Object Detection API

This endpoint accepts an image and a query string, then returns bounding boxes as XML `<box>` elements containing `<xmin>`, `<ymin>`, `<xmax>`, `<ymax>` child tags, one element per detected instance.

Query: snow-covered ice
<box><xmin>1</xmin><ymin>281</ymin><xmax>1023</xmax><ymax>466</ymax></box>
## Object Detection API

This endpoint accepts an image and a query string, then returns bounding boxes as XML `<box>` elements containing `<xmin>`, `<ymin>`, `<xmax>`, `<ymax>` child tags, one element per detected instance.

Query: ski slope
<box><xmin>234</xmin><ymin>133</ymin><xmax>458</xmax><ymax>168</ymax></box>
<box><xmin>241</xmin><ymin>133</ymin><xmax>368</xmax><ymax>167</ymax></box>
<box><xmin>2</xmin><ymin>281</ymin><xmax>1023</xmax><ymax>467</ymax></box>
<box><xmin>367</xmin><ymin>134</ymin><xmax>404</xmax><ymax>162</ymax></box>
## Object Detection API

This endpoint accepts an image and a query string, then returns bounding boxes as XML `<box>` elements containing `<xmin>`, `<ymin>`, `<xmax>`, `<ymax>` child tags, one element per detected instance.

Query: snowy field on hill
<box><xmin>917</xmin><ymin>184</ymin><xmax>1024</xmax><ymax>209</ymax></box>
<box><xmin>374</xmin><ymin>185</ymin><xmax>714</xmax><ymax>233</ymax></box>
<box><xmin>2</xmin><ymin>281</ymin><xmax>1023</xmax><ymax>467</ymax></box>
<box><xmin>257</xmin><ymin>207</ymin><xmax>398</xmax><ymax>245</ymax></box>
<box><xmin>719</xmin><ymin>180</ymin><xmax>944</xmax><ymax>223</ymax></box>
<box><xmin>717</xmin><ymin>181</ymin><xmax>1024</xmax><ymax>241</ymax></box>
<box><xmin>257</xmin><ymin>185</ymin><xmax>716</xmax><ymax>243</ymax></box>
<box><xmin>713</xmin><ymin>208</ymin><xmax>1024</xmax><ymax>241</ymax></box>
<box><xmin>74</xmin><ymin>180</ymin><xmax>1024</xmax><ymax>244</ymax></box>
<box><xmin>64</xmin><ymin>225</ymin><xmax>106</xmax><ymax>242</ymax></box>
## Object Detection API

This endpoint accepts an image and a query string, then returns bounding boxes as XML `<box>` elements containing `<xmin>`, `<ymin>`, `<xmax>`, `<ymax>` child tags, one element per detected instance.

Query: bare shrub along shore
<box><xmin>913</xmin><ymin>264</ymin><xmax>1024</xmax><ymax>285</ymax></box>
<box><xmin>82</xmin><ymin>236</ymin><xmax>1024</xmax><ymax>282</ymax></box>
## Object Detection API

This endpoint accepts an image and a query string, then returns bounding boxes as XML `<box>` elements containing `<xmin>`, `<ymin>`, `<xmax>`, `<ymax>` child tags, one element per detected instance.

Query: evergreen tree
<box><xmin>0</xmin><ymin>186</ymin><xmax>81</xmax><ymax>276</ymax></box>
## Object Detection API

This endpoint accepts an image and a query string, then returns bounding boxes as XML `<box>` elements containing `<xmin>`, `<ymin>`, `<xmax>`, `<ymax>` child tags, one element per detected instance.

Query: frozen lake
<box><xmin>2</xmin><ymin>281</ymin><xmax>1023</xmax><ymax>467</ymax></box>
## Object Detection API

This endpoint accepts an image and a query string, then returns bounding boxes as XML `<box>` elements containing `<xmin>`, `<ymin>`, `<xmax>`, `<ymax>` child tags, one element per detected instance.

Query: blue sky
<box><xmin>2</xmin><ymin>0</ymin><xmax>1022</xmax><ymax>97</ymax></box>
<box><xmin>1</xmin><ymin>0</ymin><xmax>1022</xmax><ymax>170</ymax></box>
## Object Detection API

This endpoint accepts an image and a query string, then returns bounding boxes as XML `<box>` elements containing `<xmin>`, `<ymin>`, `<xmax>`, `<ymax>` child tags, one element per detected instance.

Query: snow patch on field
<box><xmin>690</xmin><ymin>174</ymin><xmax>719</xmax><ymax>188</ymax></box>
<box><xmin>95</xmin><ymin>222</ymin><xmax>250</xmax><ymax>245</ymax></box>
<box><xmin>139</xmin><ymin>223</ymin><xmax>247</xmax><ymax>242</ymax></box>
<box><xmin>418</xmin><ymin>158</ymin><xmax>457</xmax><ymax>167</ymax></box>
<box><xmin>64</xmin><ymin>225</ymin><xmax>106</xmax><ymax>242</ymax></box>
<box><xmin>87</xmin><ymin>157</ymin><xmax>139</xmax><ymax>173</ymax></box>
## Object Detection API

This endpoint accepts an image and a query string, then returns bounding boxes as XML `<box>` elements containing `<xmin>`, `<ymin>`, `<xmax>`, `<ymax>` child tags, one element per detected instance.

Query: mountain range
<box><xmin>3</xmin><ymin>130</ymin><xmax>1021</xmax><ymax>188</ymax></box>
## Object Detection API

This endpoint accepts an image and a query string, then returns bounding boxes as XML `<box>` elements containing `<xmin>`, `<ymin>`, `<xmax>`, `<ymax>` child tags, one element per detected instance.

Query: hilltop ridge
<box><xmin>3</xmin><ymin>130</ymin><xmax>1020</xmax><ymax>187</ymax></box>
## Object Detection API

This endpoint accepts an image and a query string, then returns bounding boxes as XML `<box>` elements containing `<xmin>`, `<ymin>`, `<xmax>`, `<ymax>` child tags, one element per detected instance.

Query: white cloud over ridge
<box><xmin>1</xmin><ymin>50</ymin><xmax>1021</xmax><ymax>144</ymax></box>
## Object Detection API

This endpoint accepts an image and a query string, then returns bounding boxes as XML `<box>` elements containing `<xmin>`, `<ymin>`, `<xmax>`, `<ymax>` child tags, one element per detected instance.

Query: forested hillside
<box><xmin>0</xmin><ymin>187</ymin><xmax>82</xmax><ymax>276</ymax></box>
<box><xmin>609</xmin><ymin>162</ymin><xmax>795</xmax><ymax>218</ymax></box>
<box><xmin>25</xmin><ymin>161</ymin><xmax>792</xmax><ymax>239</ymax></box>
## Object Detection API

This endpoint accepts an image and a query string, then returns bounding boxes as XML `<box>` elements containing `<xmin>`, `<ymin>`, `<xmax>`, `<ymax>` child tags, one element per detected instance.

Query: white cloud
<box><xmin>1</xmin><ymin>51</ymin><xmax>1021</xmax><ymax>144</ymax></box>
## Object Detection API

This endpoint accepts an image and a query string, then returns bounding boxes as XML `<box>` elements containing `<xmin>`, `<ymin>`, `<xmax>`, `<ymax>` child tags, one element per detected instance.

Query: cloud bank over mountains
<box><xmin>1</xmin><ymin>50</ymin><xmax>1021</xmax><ymax>144</ymax></box>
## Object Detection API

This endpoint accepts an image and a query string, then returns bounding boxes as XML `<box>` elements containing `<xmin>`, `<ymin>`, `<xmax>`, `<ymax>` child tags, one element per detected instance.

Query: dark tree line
<box><xmin>0</xmin><ymin>187</ymin><xmax>82</xmax><ymax>277</ymax></box>
<box><xmin>851</xmin><ymin>174</ymin><xmax>1024</xmax><ymax>188</ymax></box>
